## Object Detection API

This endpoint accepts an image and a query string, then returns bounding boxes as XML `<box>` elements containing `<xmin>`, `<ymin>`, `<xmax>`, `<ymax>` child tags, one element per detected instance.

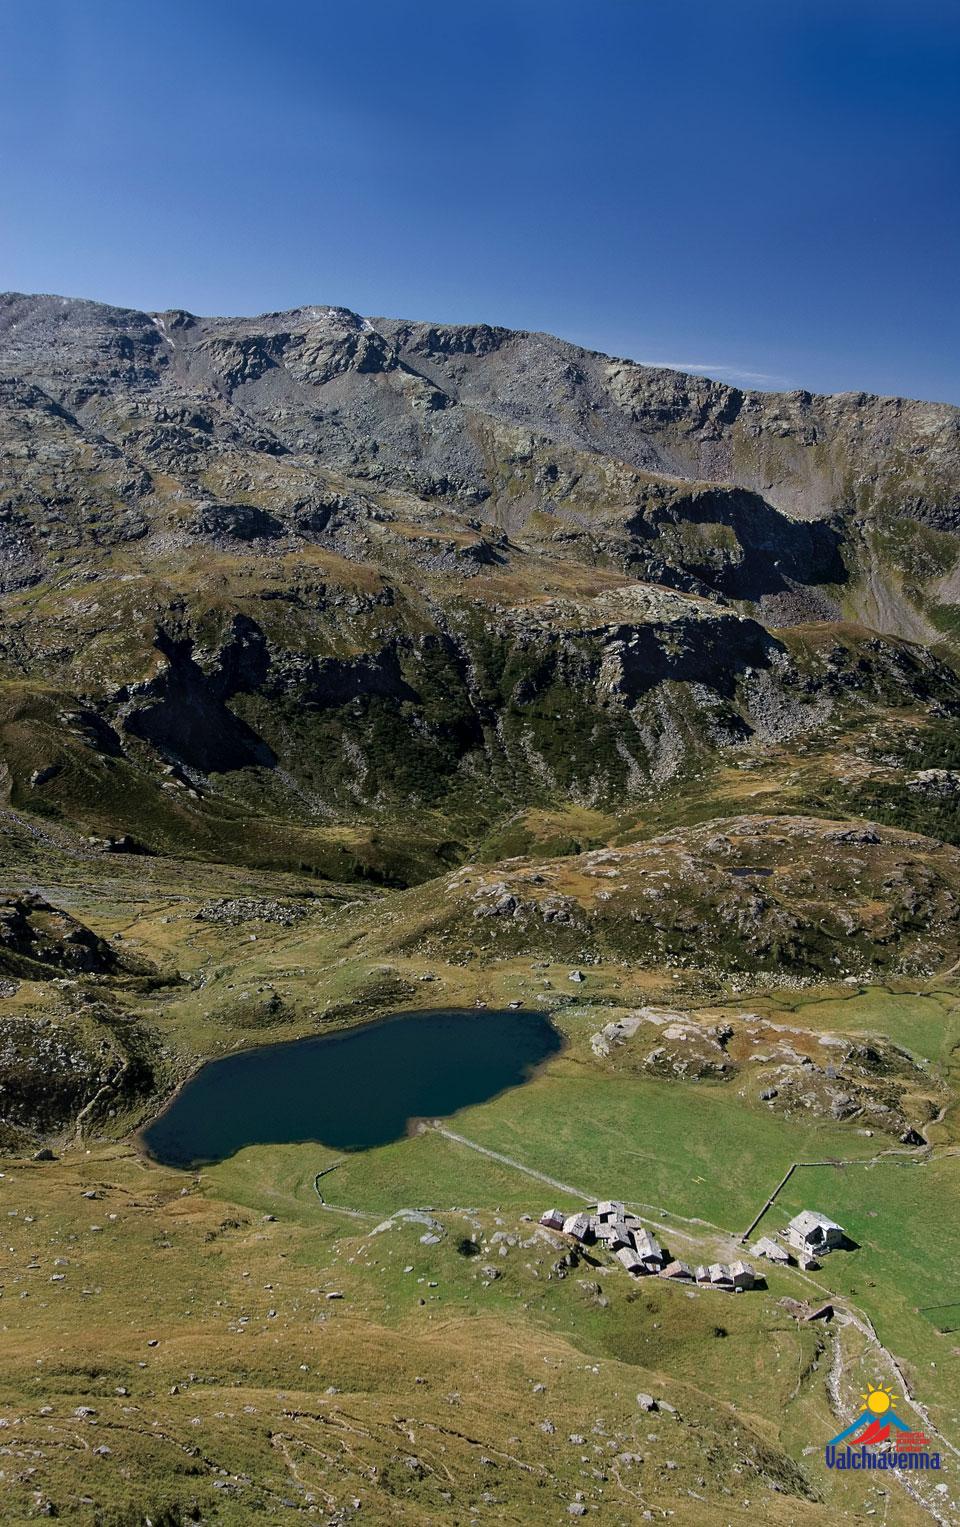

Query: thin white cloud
<box><xmin>639</xmin><ymin>359</ymin><xmax>793</xmax><ymax>388</ymax></box>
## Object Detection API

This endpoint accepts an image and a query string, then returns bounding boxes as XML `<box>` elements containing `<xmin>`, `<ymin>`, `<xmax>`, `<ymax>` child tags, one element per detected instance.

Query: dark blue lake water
<box><xmin>140</xmin><ymin>1007</ymin><xmax>561</xmax><ymax>1167</ymax></box>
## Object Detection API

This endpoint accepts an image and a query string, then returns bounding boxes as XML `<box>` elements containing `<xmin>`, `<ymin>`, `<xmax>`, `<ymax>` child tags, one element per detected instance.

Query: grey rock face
<box><xmin>0</xmin><ymin>291</ymin><xmax>958</xmax><ymax>869</ymax></box>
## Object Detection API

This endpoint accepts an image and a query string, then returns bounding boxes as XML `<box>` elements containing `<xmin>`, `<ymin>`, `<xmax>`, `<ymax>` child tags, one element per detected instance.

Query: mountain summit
<box><xmin>0</xmin><ymin>291</ymin><xmax>959</xmax><ymax>882</ymax></box>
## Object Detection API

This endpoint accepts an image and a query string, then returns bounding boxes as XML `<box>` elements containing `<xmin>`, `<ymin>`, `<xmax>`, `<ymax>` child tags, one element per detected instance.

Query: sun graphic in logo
<box><xmin>860</xmin><ymin>1381</ymin><xmax>897</xmax><ymax>1416</ymax></box>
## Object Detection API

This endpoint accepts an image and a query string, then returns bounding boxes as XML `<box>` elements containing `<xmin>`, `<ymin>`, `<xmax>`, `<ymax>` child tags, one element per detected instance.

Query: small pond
<box><xmin>141</xmin><ymin>1007</ymin><xmax>562</xmax><ymax>1168</ymax></box>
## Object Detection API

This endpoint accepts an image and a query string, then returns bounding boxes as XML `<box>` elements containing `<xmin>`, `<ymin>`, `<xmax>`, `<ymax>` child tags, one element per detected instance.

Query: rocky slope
<box><xmin>1</xmin><ymin>293</ymin><xmax>959</xmax><ymax>879</ymax></box>
<box><xmin>370</xmin><ymin>814</ymin><xmax>960</xmax><ymax>980</ymax></box>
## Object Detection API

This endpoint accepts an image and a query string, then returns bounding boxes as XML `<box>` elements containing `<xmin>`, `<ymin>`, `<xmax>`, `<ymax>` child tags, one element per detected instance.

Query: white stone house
<box><xmin>786</xmin><ymin>1211</ymin><xmax>845</xmax><ymax>1256</ymax></box>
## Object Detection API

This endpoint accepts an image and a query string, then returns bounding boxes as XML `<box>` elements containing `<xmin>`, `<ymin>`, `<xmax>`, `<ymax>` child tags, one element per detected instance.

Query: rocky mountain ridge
<box><xmin>1</xmin><ymin>292</ymin><xmax>960</xmax><ymax>881</ymax></box>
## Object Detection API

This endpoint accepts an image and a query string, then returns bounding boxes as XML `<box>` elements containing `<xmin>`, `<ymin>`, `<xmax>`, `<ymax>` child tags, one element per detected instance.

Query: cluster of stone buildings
<box><xmin>754</xmin><ymin>1210</ymin><xmax>846</xmax><ymax>1271</ymax></box>
<box><xmin>690</xmin><ymin>1258</ymin><xmax>759</xmax><ymax>1291</ymax></box>
<box><xmin>540</xmin><ymin>1199</ymin><xmax>847</xmax><ymax>1291</ymax></box>
<box><xmin>540</xmin><ymin>1201</ymin><xmax>762</xmax><ymax>1291</ymax></box>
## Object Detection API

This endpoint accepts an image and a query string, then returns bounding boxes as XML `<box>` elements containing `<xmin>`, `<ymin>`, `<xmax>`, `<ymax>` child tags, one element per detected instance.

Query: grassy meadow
<box><xmin>3</xmin><ymin>826</ymin><xmax>959</xmax><ymax>1522</ymax></box>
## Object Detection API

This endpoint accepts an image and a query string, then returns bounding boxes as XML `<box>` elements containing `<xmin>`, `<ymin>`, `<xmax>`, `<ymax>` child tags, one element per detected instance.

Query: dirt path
<box><xmin>424</xmin><ymin>1123</ymin><xmax>597</xmax><ymax>1201</ymax></box>
<box><xmin>827</xmin><ymin>1314</ymin><xmax>958</xmax><ymax>1524</ymax></box>
<box><xmin>425</xmin><ymin>1124</ymin><xmax>710</xmax><ymax>1247</ymax></box>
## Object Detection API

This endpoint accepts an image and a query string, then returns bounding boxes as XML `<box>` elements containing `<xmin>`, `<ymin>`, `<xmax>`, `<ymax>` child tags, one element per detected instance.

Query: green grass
<box><xmin>756</xmin><ymin>1152</ymin><xmax>960</xmax><ymax>1428</ymax></box>
<box><xmin>202</xmin><ymin>987</ymin><xmax>960</xmax><ymax>1461</ymax></box>
<box><xmin>202</xmin><ymin>982</ymin><xmax>938</xmax><ymax>1239</ymax></box>
<box><xmin>0</xmin><ymin>1139</ymin><xmax>850</xmax><ymax>1526</ymax></box>
<box><xmin>203</xmin><ymin>1035</ymin><xmax>891</xmax><ymax>1248</ymax></box>
<box><xmin>430</xmin><ymin>1054</ymin><xmax>875</xmax><ymax>1231</ymax></box>
<box><xmin>918</xmin><ymin>1302</ymin><xmax>960</xmax><ymax>1334</ymax></box>
<box><xmin>208</xmin><ymin>1131</ymin><xmax>557</xmax><ymax>1224</ymax></box>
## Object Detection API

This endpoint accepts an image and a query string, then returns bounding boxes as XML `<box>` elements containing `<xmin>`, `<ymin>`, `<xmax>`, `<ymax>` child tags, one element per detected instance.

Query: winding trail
<box><xmin>74</xmin><ymin>1060</ymin><xmax>130</xmax><ymax>1142</ymax></box>
<box><xmin>826</xmin><ymin>1312</ymin><xmax>958</xmax><ymax>1525</ymax></box>
<box><xmin>423</xmin><ymin>1123</ymin><xmax>598</xmax><ymax>1202</ymax></box>
<box><xmin>424</xmin><ymin>1124</ymin><xmax>711</xmax><ymax>1246</ymax></box>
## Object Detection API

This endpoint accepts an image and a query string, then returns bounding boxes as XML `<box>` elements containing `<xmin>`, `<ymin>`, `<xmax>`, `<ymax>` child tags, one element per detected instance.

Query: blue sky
<box><xmin>1</xmin><ymin>1</ymin><xmax>958</xmax><ymax>401</ymax></box>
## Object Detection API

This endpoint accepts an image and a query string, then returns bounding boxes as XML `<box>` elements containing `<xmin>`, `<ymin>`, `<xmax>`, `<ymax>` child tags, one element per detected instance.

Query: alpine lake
<box><xmin>141</xmin><ymin>1007</ymin><xmax>562</xmax><ymax>1167</ymax></box>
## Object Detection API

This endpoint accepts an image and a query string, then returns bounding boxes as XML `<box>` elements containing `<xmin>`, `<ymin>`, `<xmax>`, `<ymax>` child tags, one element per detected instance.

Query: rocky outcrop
<box><xmin>588</xmin><ymin>1005</ymin><xmax>943</xmax><ymax>1138</ymax></box>
<box><xmin>400</xmin><ymin>816</ymin><xmax>960</xmax><ymax>978</ymax></box>
<box><xmin>0</xmin><ymin>895</ymin><xmax>126</xmax><ymax>977</ymax></box>
<box><xmin>3</xmin><ymin>291</ymin><xmax>957</xmax><ymax>553</ymax></box>
<box><xmin>118</xmin><ymin>629</ymin><xmax>277</xmax><ymax>775</ymax></box>
<box><xmin>193</xmin><ymin>500</ymin><xmax>284</xmax><ymax>541</ymax></box>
